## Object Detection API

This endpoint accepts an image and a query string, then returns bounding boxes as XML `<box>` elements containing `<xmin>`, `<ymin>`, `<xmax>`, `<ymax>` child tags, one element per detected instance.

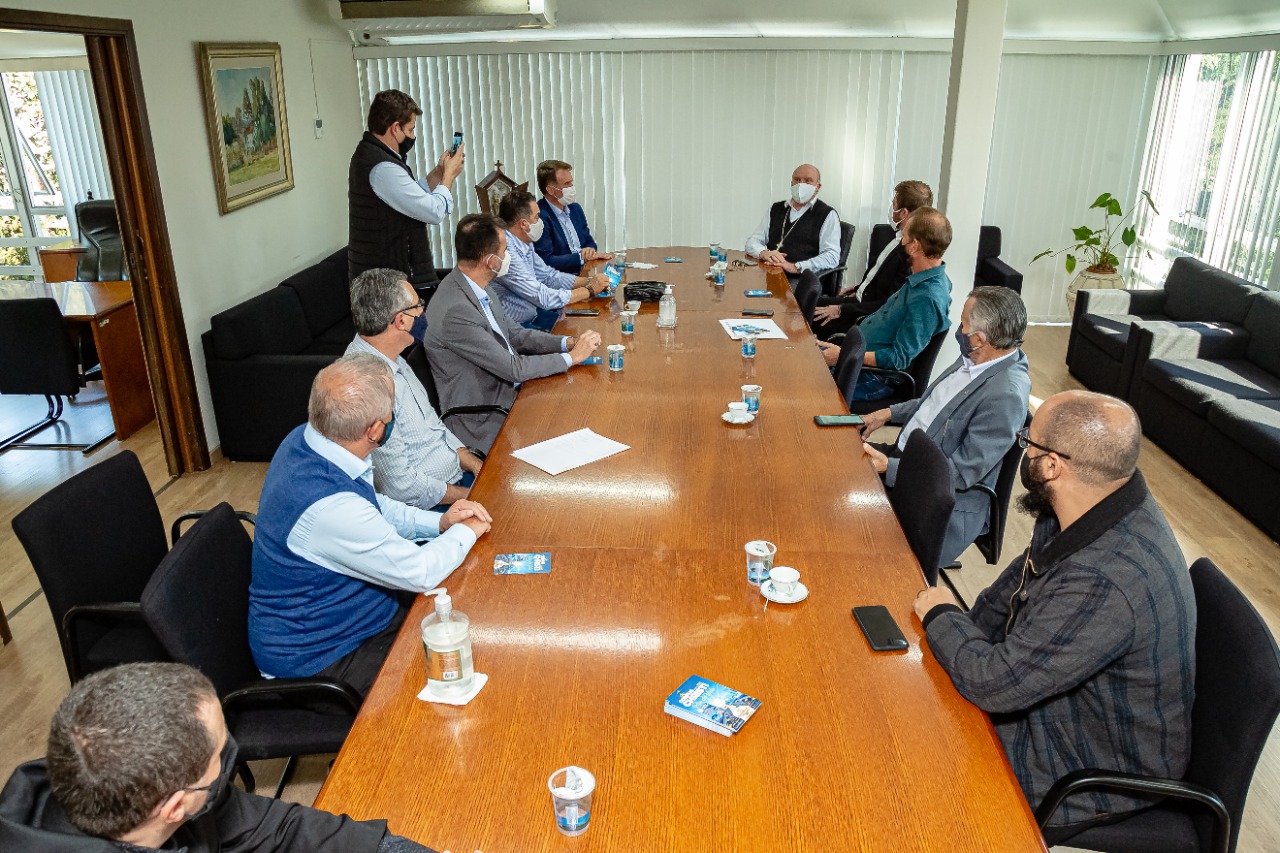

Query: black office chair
<box><xmin>815</xmin><ymin>220</ymin><xmax>855</xmax><ymax>297</ymax></box>
<box><xmin>955</xmin><ymin>411</ymin><xmax>1032</xmax><ymax>567</ymax></box>
<box><xmin>793</xmin><ymin>270</ymin><xmax>821</xmax><ymax>330</ymax></box>
<box><xmin>0</xmin><ymin>298</ymin><xmax>113</xmax><ymax>453</ymax></box>
<box><xmin>142</xmin><ymin>503</ymin><xmax>362</xmax><ymax>798</ymax></box>
<box><xmin>1034</xmin><ymin>558</ymin><xmax>1280</xmax><ymax>853</ymax></box>
<box><xmin>868</xmin><ymin>223</ymin><xmax>1022</xmax><ymax>293</ymax></box>
<box><xmin>886</xmin><ymin>431</ymin><xmax>954</xmax><ymax>586</ymax></box>
<box><xmin>74</xmin><ymin>199</ymin><xmax>128</xmax><ymax>282</ymax></box>
<box><xmin>847</xmin><ymin>326</ymin><xmax>951</xmax><ymax>415</ymax></box>
<box><xmin>405</xmin><ymin>340</ymin><xmax>509</xmax><ymax>427</ymax></box>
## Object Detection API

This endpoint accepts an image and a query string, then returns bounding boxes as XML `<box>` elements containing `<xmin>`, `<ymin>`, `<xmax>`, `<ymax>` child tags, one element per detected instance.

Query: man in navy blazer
<box><xmin>533</xmin><ymin>159</ymin><xmax>611</xmax><ymax>273</ymax></box>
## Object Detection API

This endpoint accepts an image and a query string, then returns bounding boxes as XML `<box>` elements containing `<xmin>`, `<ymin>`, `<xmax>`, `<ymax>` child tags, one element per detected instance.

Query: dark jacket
<box><xmin>533</xmin><ymin>197</ymin><xmax>597</xmax><ymax>273</ymax></box>
<box><xmin>840</xmin><ymin>242</ymin><xmax>912</xmax><ymax>319</ymax></box>
<box><xmin>0</xmin><ymin>760</ymin><xmax>398</xmax><ymax>853</ymax></box>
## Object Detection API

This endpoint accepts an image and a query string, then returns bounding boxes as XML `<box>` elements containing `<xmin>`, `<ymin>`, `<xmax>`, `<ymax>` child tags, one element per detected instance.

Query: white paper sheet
<box><xmin>510</xmin><ymin>428</ymin><xmax>631</xmax><ymax>476</ymax></box>
<box><xmin>718</xmin><ymin>318</ymin><xmax>789</xmax><ymax>340</ymax></box>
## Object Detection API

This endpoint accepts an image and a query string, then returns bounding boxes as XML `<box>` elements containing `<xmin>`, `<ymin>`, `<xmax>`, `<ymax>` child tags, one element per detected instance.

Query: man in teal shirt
<box><xmin>819</xmin><ymin>207</ymin><xmax>953</xmax><ymax>400</ymax></box>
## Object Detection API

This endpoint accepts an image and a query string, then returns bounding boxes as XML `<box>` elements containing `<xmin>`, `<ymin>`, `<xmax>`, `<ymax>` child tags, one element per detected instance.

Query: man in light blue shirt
<box><xmin>492</xmin><ymin>189</ymin><xmax>610</xmax><ymax>330</ymax></box>
<box><xmin>249</xmin><ymin>354</ymin><xmax>492</xmax><ymax>695</ymax></box>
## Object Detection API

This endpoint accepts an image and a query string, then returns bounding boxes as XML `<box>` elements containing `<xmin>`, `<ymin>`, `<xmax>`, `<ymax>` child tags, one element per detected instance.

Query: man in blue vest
<box><xmin>249</xmin><ymin>354</ymin><xmax>492</xmax><ymax>696</ymax></box>
<box><xmin>348</xmin><ymin>89</ymin><xmax>464</xmax><ymax>287</ymax></box>
<box><xmin>532</xmin><ymin>159</ymin><xmax>611</xmax><ymax>273</ymax></box>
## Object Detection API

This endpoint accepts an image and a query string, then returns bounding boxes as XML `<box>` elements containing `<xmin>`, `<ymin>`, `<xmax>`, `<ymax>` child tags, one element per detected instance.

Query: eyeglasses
<box><xmin>1016</xmin><ymin>427</ymin><xmax>1071</xmax><ymax>460</ymax></box>
<box><xmin>397</xmin><ymin>298</ymin><xmax>425</xmax><ymax>317</ymax></box>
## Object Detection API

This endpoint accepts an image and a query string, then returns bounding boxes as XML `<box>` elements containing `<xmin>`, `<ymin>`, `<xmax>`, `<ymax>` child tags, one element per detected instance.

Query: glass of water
<box><xmin>744</xmin><ymin>540</ymin><xmax>776</xmax><ymax>586</ymax></box>
<box><xmin>741</xmin><ymin>332</ymin><xmax>758</xmax><ymax>359</ymax></box>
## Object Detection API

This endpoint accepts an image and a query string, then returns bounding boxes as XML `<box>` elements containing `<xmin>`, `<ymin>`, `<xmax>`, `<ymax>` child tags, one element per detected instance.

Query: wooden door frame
<box><xmin>0</xmin><ymin>8</ymin><xmax>209</xmax><ymax>474</ymax></box>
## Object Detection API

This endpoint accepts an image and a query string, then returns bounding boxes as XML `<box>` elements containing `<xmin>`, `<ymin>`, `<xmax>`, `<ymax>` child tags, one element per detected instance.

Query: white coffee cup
<box><xmin>769</xmin><ymin>566</ymin><xmax>800</xmax><ymax>597</ymax></box>
<box><xmin>727</xmin><ymin>401</ymin><xmax>749</xmax><ymax>422</ymax></box>
<box><xmin>625</xmin><ymin>300</ymin><xmax>641</xmax><ymax>312</ymax></box>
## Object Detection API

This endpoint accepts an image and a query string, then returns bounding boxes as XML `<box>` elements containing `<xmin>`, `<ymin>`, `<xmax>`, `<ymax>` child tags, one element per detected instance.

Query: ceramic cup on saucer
<box><xmin>727</xmin><ymin>401</ymin><xmax>750</xmax><ymax>423</ymax></box>
<box><xmin>769</xmin><ymin>566</ymin><xmax>799</xmax><ymax>597</ymax></box>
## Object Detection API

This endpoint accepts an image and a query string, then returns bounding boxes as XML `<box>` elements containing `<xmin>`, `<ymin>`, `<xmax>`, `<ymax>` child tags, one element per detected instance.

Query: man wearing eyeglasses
<box><xmin>346</xmin><ymin>268</ymin><xmax>482</xmax><ymax>508</ymax></box>
<box><xmin>912</xmin><ymin>390</ymin><xmax>1195</xmax><ymax>845</ymax></box>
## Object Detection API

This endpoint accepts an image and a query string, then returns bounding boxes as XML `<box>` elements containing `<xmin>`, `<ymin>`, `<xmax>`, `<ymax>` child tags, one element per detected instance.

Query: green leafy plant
<box><xmin>1032</xmin><ymin>191</ymin><xmax>1159</xmax><ymax>275</ymax></box>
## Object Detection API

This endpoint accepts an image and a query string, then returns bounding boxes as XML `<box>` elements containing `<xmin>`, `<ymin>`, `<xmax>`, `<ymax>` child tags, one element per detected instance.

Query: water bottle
<box><xmin>657</xmin><ymin>284</ymin><xmax>677</xmax><ymax>328</ymax></box>
<box><xmin>420</xmin><ymin>588</ymin><xmax>474</xmax><ymax>694</ymax></box>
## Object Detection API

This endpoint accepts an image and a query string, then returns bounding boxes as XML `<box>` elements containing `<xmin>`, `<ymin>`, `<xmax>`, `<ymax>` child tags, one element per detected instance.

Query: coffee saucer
<box><xmin>760</xmin><ymin>580</ymin><xmax>808</xmax><ymax>604</ymax></box>
<box><xmin>722</xmin><ymin>412</ymin><xmax>755</xmax><ymax>424</ymax></box>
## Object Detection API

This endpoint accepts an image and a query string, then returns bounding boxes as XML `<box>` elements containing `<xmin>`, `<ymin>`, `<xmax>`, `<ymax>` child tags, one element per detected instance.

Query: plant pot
<box><xmin>1065</xmin><ymin>268</ymin><xmax>1125</xmax><ymax>317</ymax></box>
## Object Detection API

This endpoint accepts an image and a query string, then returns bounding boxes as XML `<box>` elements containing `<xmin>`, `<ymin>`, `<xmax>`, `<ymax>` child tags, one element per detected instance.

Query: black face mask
<box><xmin>1016</xmin><ymin>453</ymin><xmax>1054</xmax><ymax>518</ymax></box>
<box><xmin>186</xmin><ymin>734</ymin><xmax>239</xmax><ymax>822</ymax></box>
<box><xmin>398</xmin><ymin>134</ymin><xmax>416</xmax><ymax>158</ymax></box>
<box><xmin>409</xmin><ymin>311</ymin><xmax>428</xmax><ymax>342</ymax></box>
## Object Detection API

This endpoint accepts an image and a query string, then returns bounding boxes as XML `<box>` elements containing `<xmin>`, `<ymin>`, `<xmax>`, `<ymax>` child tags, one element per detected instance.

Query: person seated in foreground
<box><xmin>250</xmin><ymin>354</ymin><xmax>492</xmax><ymax>696</ymax></box>
<box><xmin>346</xmin><ymin>268</ymin><xmax>482</xmax><ymax>508</ymax></box>
<box><xmin>0</xmin><ymin>662</ymin><xmax>477</xmax><ymax>853</ymax></box>
<box><xmin>532</xmin><ymin>159</ymin><xmax>610</xmax><ymax>273</ymax></box>
<box><xmin>913</xmin><ymin>391</ymin><xmax>1195</xmax><ymax>846</ymax></box>
<box><xmin>492</xmin><ymin>189</ymin><xmax>610</xmax><ymax>332</ymax></box>
<box><xmin>817</xmin><ymin>207</ymin><xmax>953</xmax><ymax>401</ymax></box>
<box><xmin>744</xmin><ymin>163</ymin><xmax>841</xmax><ymax>276</ymax></box>
<box><xmin>861</xmin><ymin>285</ymin><xmax>1031</xmax><ymax>569</ymax></box>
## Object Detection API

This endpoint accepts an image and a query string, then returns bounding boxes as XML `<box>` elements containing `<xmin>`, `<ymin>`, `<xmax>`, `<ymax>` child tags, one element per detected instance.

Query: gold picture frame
<box><xmin>197</xmin><ymin>42</ymin><xmax>293</xmax><ymax>214</ymax></box>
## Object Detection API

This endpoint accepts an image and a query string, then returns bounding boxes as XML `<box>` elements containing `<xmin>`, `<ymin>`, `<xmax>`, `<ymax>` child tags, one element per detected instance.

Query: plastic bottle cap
<box><xmin>425</xmin><ymin>587</ymin><xmax>453</xmax><ymax>614</ymax></box>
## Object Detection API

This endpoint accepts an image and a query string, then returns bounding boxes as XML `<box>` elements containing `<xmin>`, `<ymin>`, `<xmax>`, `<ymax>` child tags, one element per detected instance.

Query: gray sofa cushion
<box><xmin>1206</xmin><ymin>397</ymin><xmax>1280</xmax><ymax>470</ymax></box>
<box><xmin>210</xmin><ymin>288</ymin><xmax>312</xmax><ymax>361</ymax></box>
<box><xmin>1143</xmin><ymin>357</ymin><xmax>1280</xmax><ymax>416</ymax></box>
<box><xmin>1244</xmin><ymin>291</ymin><xmax>1280</xmax><ymax>378</ymax></box>
<box><xmin>1079</xmin><ymin>313</ymin><xmax>1140</xmax><ymax>360</ymax></box>
<box><xmin>1163</xmin><ymin>256</ymin><xmax>1256</xmax><ymax>324</ymax></box>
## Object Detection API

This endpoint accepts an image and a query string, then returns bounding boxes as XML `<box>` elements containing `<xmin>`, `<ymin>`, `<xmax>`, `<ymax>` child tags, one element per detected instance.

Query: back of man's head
<box><xmin>894</xmin><ymin>180</ymin><xmax>933</xmax><ymax>213</ymax></box>
<box><xmin>308</xmin><ymin>353</ymin><xmax>393</xmax><ymax>443</ymax></box>
<box><xmin>46</xmin><ymin>663</ymin><xmax>217</xmax><ymax>839</ymax></box>
<box><xmin>904</xmin><ymin>207</ymin><xmax>952</xmax><ymax>259</ymax></box>
<box><xmin>498</xmin><ymin>189</ymin><xmax>538</xmax><ymax>230</ymax></box>
<box><xmin>1039</xmin><ymin>390</ymin><xmax>1142</xmax><ymax>487</ymax></box>
<box><xmin>350</xmin><ymin>268</ymin><xmax>413</xmax><ymax>337</ymax></box>
<box><xmin>536</xmin><ymin>159</ymin><xmax>572</xmax><ymax>194</ymax></box>
<box><xmin>454</xmin><ymin>213</ymin><xmax>503</xmax><ymax>263</ymax></box>
<box><xmin>967</xmin><ymin>286</ymin><xmax>1027</xmax><ymax>350</ymax></box>
<box><xmin>366</xmin><ymin>89</ymin><xmax>421</xmax><ymax>135</ymax></box>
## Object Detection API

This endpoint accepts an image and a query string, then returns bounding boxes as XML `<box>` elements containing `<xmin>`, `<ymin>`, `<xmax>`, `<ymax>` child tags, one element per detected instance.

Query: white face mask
<box><xmin>526</xmin><ymin>217</ymin><xmax>545</xmax><ymax>242</ymax></box>
<box><xmin>791</xmin><ymin>182</ymin><xmax>817</xmax><ymax>205</ymax></box>
<box><xmin>492</xmin><ymin>250</ymin><xmax>511</xmax><ymax>277</ymax></box>
<box><xmin>558</xmin><ymin>184</ymin><xmax>577</xmax><ymax>204</ymax></box>
<box><xmin>890</xmin><ymin>207</ymin><xmax>905</xmax><ymax>231</ymax></box>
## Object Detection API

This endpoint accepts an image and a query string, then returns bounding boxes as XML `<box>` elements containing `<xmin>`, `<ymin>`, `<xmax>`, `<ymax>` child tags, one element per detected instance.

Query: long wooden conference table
<box><xmin>315</xmin><ymin>247</ymin><xmax>1048</xmax><ymax>852</ymax></box>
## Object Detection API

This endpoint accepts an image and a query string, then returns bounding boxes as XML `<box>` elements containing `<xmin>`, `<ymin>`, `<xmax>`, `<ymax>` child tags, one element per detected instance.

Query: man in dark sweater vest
<box><xmin>349</xmin><ymin>89</ymin><xmax>464</xmax><ymax>287</ymax></box>
<box><xmin>914</xmin><ymin>391</ymin><xmax>1195</xmax><ymax>846</ymax></box>
<box><xmin>745</xmin><ymin>163</ymin><xmax>841</xmax><ymax>276</ymax></box>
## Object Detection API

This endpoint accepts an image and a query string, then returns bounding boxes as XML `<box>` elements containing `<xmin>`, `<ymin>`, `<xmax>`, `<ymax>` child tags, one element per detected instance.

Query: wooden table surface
<box><xmin>314</xmin><ymin>248</ymin><xmax>1047</xmax><ymax>852</ymax></box>
<box><xmin>0</xmin><ymin>279</ymin><xmax>132</xmax><ymax>320</ymax></box>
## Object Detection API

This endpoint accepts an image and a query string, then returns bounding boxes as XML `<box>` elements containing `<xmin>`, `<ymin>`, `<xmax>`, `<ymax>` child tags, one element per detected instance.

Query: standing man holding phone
<box><xmin>349</xmin><ymin>89</ymin><xmax>464</xmax><ymax>288</ymax></box>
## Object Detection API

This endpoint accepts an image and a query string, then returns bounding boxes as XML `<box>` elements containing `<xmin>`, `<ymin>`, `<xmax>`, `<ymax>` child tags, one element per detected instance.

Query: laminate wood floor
<box><xmin>1</xmin><ymin>327</ymin><xmax>1277</xmax><ymax>849</ymax></box>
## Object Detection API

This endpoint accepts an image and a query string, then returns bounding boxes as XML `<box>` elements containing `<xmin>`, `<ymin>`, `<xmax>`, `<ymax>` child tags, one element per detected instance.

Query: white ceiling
<box><xmin>0</xmin><ymin>31</ymin><xmax>85</xmax><ymax>61</ymax></box>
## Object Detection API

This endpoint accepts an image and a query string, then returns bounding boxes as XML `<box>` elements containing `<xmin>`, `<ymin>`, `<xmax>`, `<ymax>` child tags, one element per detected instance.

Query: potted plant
<box><xmin>1032</xmin><ymin>191</ymin><xmax>1158</xmax><ymax>315</ymax></box>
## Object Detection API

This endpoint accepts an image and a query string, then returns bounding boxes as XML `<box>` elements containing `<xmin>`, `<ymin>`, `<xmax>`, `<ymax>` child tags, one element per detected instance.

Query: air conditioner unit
<box><xmin>330</xmin><ymin>0</ymin><xmax>556</xmax><ymax>44</ymax></box>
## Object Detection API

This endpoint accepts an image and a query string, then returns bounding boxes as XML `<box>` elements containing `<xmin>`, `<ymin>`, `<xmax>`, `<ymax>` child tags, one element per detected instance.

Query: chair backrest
<box><xmin>403</xmin><ymin>340</ymin><xmax>443</xmax><ymax>414</ymax></box>
<box><xmin>972</xmin><ymin>411</ymin><xmax>1032</xmax><ymax>565</ymax></box>
<box><xmin>141</xmin><ymin>503</ymin><xmax>260</xmax><ymax>697</ymax></box>
<box><xmin>834</xmin><ymin>327</ymin><xmax>866</xmax><ymax>410</ymax></box>
<box><xmin>907</xmin><ymin>327</ymin><xmax>951</xmax><ymax>401</ymax></box>
<box><xmin>474</xmin><ymin>161</ymin><xmax>528</xmax><ymax>215</ymax></box>
<box><xmin>11</xmin><ymin>450</ymin><xmax>168</xmax><ymax>674</ymax></box>
<box><xmin>1185</xmin><ymin>558</ymin><xmax>1280</xmax><ymax>853</ymax></box>
<box><xmin>868</xmin><ymin>223</ymin><xmax>896</xmax><ymax>266</ymax></box>
<box><xmin>74</xmin><ymin>199</ymin><xmax>127</xmax><ymax>281</ymax></box>
<box><xmin>794</xmin><ymin>270</ymin><xmax>820</xmax><ymax>327</ymax></box>
<box><xmin>0</xmin><ymin>298</ymin><xmax>81</xmax><ymax>396</ymax></box>
<box><xmin>887</xmin><ymin>431</ymin><xmax>955</xmax><ymax>585</ymax></box>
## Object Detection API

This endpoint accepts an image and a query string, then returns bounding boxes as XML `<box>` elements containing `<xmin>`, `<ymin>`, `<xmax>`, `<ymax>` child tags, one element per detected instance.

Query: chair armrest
<box><xmin>814</xmin><ymin>265</ymin><xmax>847</xmax><ymax>282</ymax></box>
<box><xmin>976</xmin><ymin>257</ymin><xmax>1023</xmax><ymax>293</ymax></box>
<box><xmin>61</xmin><ymin>602</ymin><xmax>145</xmax><ymax>683</ymax></box>
<box><xmin>442</xmin><ymin>404</ymin><xmax>510</xmax><ymax>420</ymax></box>
<box><xmin>860</xmin><ymin>365</ymin><xmax>915</xmax><ymax>397</ymax></box>
<box><xmin>171</xmin><ymin>510</ymin><xmax>257</xmax><ymax>543</ymax></box>
<box><xmin>1034</xmin><ymin>768</ymin><xmax>1230</xmax><ymax>853</ymax></box>
<box><xmin>223</xmin><ymin>676</ymin><xmax>363</xmax><ymax>717</ymax></box>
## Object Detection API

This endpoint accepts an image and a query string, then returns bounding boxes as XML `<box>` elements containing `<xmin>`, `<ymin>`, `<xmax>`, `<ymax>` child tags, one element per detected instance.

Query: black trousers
<box><xmin>316</xmin><ymin>596</ymin><xmax>411</xmax><ymax>697</ymax></box>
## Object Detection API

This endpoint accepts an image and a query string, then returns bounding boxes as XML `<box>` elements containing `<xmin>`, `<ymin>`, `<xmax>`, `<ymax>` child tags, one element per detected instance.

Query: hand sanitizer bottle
<box><xmin>657</xmin><ymin>284</ymin><xmax>677</xmax><ymax>328</ymax></box>
<box><xmin>421</xmin><ymin>588</ymin><xmax>474</xmax><ymax>694</ymax></box>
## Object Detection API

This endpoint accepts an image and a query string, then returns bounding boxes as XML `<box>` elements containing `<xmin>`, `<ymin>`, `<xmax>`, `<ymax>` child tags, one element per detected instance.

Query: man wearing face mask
<box><xmin>346</xmin><ymin>268</ymin><xmax>482</xmax><ymax>508</ymax></box>
<box><xmin>533</xmin><ymin>159</ymin><xmax>610</xmax><ymax>274</ymax></box>
<box><xmin>912</xmin><ymin>391</ymin><xmax>1195</xmax><ymax>845</ymax></box>
<box><xmin>250</xmin><ymin>355</ymin><xmax>492</xmax><ymax>697</ymax></box>
<box><xmin>812</xmin><ymin>180</ymin><xmax>931</xmax><ymax>340</ymax></box>
<box><xmin>426</xmin><ymin>215</ymin><xmax>602</xmax><ymax>452</ymax></box>
<box><xmin>745</xmin><ymin>163</ymin><xmax>841</xmax><ymax>276</ymax></box>
<box><xmin>493</xmin><ymin>190</ymin><xmax>611</xmax><ymax>331</ymax></box>
<box><xmin>349</xmin><ymin>88</ymin><xmax>464</xmax><ymax>287</ymax></box>
<box><xmin>859</xmin><ymin>286</ymin><xmax>1030</xmax><ymax>570</ymax></box>
<box><xmin>0</xmin><ymin>663</ymin><xmax>468</xmax><ymax>852</ymax></box>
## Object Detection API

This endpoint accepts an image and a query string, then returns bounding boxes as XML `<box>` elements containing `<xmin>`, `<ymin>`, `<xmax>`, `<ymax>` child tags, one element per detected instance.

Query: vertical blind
<box><xmin>33</xmin><ymin>69</ymin><xmax>112</xmax><ymax>241</ymax></box>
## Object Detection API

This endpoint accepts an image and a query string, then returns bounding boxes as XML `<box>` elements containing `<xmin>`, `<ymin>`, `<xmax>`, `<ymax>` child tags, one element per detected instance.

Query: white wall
<box><xmin>18</xmin><ymin>0</ymin><xmax>363</xmax><ymax>449</ymax></box>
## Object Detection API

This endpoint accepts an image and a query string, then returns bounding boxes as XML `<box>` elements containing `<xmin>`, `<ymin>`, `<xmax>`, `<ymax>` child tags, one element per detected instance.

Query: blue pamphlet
<box><xmin>664</xmin><ymin>257</ymin><xmax>683</xmax><ymax>263</ymax></box>
<box><xmin>664</xmin><ymin>674</ymin><xmax>761</xmax><ymax>737</ymax></box>
<box><xmin>582</xmin><ymin>356</ymin><xmax>603</xmax><ymax>365</ymax></box>
<box><xmin>729</xmin><ymin>324</ymin><xmax>768</xmax><ymax>336</ymax></box>
<box><xmin>494</xmin><ymin>552</ymin><xmax>552</xmax><ymax>575</ymax></box>
<box><xmin>744</xmin><ymin>289</ymin><xmax>771</xmax><ymax>297</ymax></box>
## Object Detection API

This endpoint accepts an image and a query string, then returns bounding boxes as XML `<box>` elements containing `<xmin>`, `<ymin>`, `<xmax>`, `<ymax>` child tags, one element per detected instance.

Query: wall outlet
<box><xmin>314</xmin><ymin>118</ymin><xmax>324</xmax><ymax>139</ymax></box>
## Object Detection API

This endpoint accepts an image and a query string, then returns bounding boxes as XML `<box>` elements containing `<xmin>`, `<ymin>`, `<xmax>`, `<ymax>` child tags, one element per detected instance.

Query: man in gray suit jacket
<box><xmin>861</xmin><ymin>286</ymin><xmax>1031</xmax><ymax>569</ymax></box>
<box><xmin>424</xmin><ymin>214</ymin><xmax>601</xmax><ymax>451</ymax></box>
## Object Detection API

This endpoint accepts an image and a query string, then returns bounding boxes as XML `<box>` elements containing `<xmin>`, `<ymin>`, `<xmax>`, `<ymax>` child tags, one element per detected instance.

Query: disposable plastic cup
<box><xmin>607</xmin><ymin>344</ymin><xmax>625</xmax><ymax>371</ymax></box>
<box><xmin>620</xmin><ymin>311</ymin><xmax>636</xmax><ymax>334</ymax></box>
<box><xmin>745</xmin><ymin>540</ymin><xmax>776</xmax><ymax>586</ymax></box>
<box><xmin>741</xmin><ymin>384</ymin><xmax>761</xmax><ymax>413</ymax></box>
<box><xmin>548</xmin><ymin>766</ymin><xmax>595</xmax><ymax>837</ymax></box>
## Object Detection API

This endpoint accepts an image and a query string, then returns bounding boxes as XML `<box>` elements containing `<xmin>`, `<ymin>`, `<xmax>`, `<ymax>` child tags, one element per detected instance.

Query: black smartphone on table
<box><xmin>852</xmin><ymin>606</ymin><xmax>909</xmax><ymax>651</ymax></box>
<box><xmin>451</xmin><ymin>131</ymin><xmax>463</xmax><ymax>154</ymax></box>
<box><xmin>814</xmin><ymin>414</ymin><xmax>864</xmax><ymax>427</ymax></box>
<box><xmin>564</xmin><ymin>309</ymin><xmax>599</xmax><ymax>317</ymax></box>
<box><xmin>742</xmin><ymin>309</ymin><xmax>774</xmax><ymax>317</ymax></box>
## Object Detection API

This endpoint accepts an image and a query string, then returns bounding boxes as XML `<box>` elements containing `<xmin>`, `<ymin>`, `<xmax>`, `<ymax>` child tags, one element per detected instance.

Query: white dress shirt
<box><xmin>286</xmin><ymin>425</ymin><xmax>478</xmax><ymax>594</ymax></box>
<box><xmin>897</xmin><ymin>350</ymin><xmax>1018</xmax><ymax>451</ymax></box>
<box><xmin>856</xmin><ymin>233</ymin><xmax>902</xmax><ymax>298</ymax></box>
<box><xmin>345</xmin><ymin>336</ymin><xmax>465</xmax><ymax>508</ymax></box>
<box><xmin>744</xmin><ymin>201</ymin><xmax>841</xmax><ymax>273</ymax></box>
<box><xmin>370</xmin><ymin>161</ymin><xmax>454</xmax><ymax>224</ymax></box>
<box><xmin>550</xmin><ymin>202</ymin><xmax>581</xmax><ymax>253</ymax></box>
<box><xmin>463</xmin><ymin>273</ymin><xmax>572</xmax><ymax>368</ymax></box>
<box><xmin>492</xmin><ymin>230</ymin><xmax>578</xmax><ymax>325</ymax></box>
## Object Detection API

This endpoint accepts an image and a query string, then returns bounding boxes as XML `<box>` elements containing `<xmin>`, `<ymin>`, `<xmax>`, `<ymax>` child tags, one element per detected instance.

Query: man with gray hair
<box><xmin>249</xmin><ymin>354</ymin><xmax>492</xmax><ymax>696</ymax></box>
<box><xmin>913</xmin><ymin>391</ymin><xmax>1195</xmax><ymax>844</ymax></box>
<box><xmin>860</xmin><ymin>286</ymin><xmax>1031</xmax><ymax>567</ymax></box>
<box><xmin>346</xmin><ymin>268</ymin><xmax>482</xmax><ymax>508</ymax></box>
<box><xmin>0</xmin><ymin>662</ymin><xmax>453</xmax><ymax>852</ymax></box>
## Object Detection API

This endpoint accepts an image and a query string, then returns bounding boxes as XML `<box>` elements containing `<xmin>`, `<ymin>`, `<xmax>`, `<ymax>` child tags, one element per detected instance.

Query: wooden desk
<box><xmin>37</xmin><ymin>245</ymin><xmax>88</xmax><ymax>285</ymax></box>
<box><xmin>0</xmin><ymin>280</ymin><xmax>156</xmax><ymax>440</ymax></box>
<box><xmin>314</xmin><ymin>249</ymin><xmax>1047</xmax><ymax>852</ymax></box>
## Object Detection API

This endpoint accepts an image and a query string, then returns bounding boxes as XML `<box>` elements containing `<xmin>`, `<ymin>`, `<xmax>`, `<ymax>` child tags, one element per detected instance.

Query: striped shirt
<box><xmin>491</xmin><ymin>230</ymin><xmax>578</xmax><ymax>325</ymax></box>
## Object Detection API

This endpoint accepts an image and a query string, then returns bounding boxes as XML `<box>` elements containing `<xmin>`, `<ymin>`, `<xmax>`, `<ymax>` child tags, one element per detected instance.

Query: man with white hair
<box><xmin>249</xmin><ymin>354</ymin><xmax>492</xmax><ymax>696</ymax></box>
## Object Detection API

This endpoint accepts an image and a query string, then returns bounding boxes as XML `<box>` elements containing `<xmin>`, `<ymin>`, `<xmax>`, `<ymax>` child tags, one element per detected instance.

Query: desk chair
<box><xmin>74</xmin><ymin>199</ymin><xmax>127</xmax><ymax>282</ymax></box>
<box><xmin>793</xmin><ymin>270</ymin><xmax>821</xmax><ymax>329</ymax></box>
<box><xmin>403</xmin><ymin>340</ymin><xmax>509</xmax><ymax>428</ymax></box>
<box><xmin>815</xmin><ymin>220</ymin><xmax>855</xmax><ymax>297</ymax></box>
<box><xmin>1034</xmin><ymin>558</ymin><xmax>1280</xmax><ymax>853</ymax></box>
<box><xmin>0</xmin><ymin>298</ymin><xmax>114</xmax><ymax>453</ymax></box>
<box><xmin>953</xmin><ymin>411</ymin><xmax>1032</xmax><ymax>568</ymax></box>
<box><xmin>848</xmin><ymin>327</ymin><xmax>950</xmax><ymax>415</ymax></box>
<box><xmin>868</xmin><ymin>223</ymin><xmax>1022</xmax><ymax>293</ymax></box>
<box><xmin>142</xmin><ymin>503</ymin><xmax>361</xmax><ymax>798</ymax></box>
<box><xmin>886</xmin><ymin>431</ymin><xmax>954</xmax><ymax>586</ymax></box>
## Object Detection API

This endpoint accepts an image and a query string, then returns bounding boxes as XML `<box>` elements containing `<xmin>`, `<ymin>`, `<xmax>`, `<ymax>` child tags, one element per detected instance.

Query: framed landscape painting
<box><xmin>198</xmin><ymin>42</ymin><xmax>293</xmax><ymax>214</ymax></box>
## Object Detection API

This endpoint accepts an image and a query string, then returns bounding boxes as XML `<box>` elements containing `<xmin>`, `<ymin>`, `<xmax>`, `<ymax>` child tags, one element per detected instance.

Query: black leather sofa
<box><xmin>868</xmin><ymin>224</ymin><xmax>1022</xmax><ymax>293</ymax></box>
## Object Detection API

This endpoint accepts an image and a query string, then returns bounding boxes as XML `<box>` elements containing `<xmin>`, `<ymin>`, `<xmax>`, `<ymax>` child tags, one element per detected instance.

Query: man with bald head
<box><xmin>745</xmin><ymin>163</ymin><xmax>841</xmax><ymax>275</ymax></box>
<box><xmin>913</xmin><ymin>391</ymin><xmax>1195</xmax><ymax>844</ymax></box>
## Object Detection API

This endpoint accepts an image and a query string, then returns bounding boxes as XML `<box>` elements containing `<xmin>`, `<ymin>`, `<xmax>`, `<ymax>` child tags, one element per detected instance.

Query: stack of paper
<box><xmin>510</xmin><ymin>428</ymin><xmax>630</xmax><ymax>476</ymax></box>
<box><xmin>718</xmin><ymin>318</ymin><xmax>788</xmax><ymax>340</ymax></box>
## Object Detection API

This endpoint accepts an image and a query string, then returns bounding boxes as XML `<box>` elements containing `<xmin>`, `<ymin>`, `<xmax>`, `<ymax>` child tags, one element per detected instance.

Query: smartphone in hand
<box><xmin>451</xmin><ymin>131</ymin><xmax>463</xmax><ymax>154</ymax></box>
